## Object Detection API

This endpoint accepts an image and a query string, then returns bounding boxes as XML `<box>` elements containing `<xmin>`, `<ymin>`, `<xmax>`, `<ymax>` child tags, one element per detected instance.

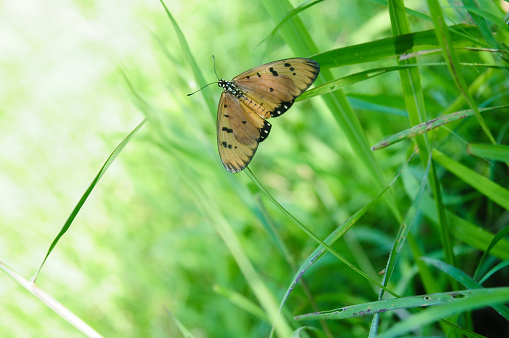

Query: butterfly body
<box><xmin>216</xmin><ymin>58</ymin><xmax>319</xmax><ymax>173</ymax></box>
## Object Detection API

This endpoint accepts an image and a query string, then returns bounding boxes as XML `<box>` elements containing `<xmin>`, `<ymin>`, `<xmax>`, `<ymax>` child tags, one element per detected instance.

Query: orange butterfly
<box><xmin>195</xmin><ymin>58</ymin><xmax>320</xmax><ymax>173</ymax></box>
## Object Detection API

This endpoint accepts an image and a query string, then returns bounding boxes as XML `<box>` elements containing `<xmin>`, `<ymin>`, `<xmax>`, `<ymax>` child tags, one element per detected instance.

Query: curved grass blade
<box><xmin>266</xmin><ymin>151</ymin><xmax>419</xmax><ymax>336</ymax></box>
<box><xmin>377</xmin><ymin>149</ymin><xmax>429</xmax><ymax>296</ymax></box>
<box><xmin>263</xmin><ymin>0</ymin><xmax>405</xmax><ymax>223</ymax></box>
<box><xmin>312</xmin><ymin>25</ymin><xmax>482</xmax><ymax>69</ymax></box>
<box><xmin>159</xmin><ymin>0</ymin><xmax>216</xmax><ymax>115</ymax></box>
<box><xmin>479</xmin><ymin>260</ymin><xmax>509</xmax><ymax>285</ymax></box>
<box><xmin>256</xmin><ymin>0</ymin><xmax>325</xmax><ymax>49</ymax></box>
<box><xmin>299</xmin><ymin>65</ymin><xmax>418</xmax><ymax>100</ymax></box>
<box><xmin>164</xmin><ymin>308</ymin><xmax>195</xmax><ymax>338</ymax></box>
<box><xmin>371</xmin><ymin>105</ymin><xmax>509</xmax><ymax>150</ymax></box>
<box><xmin>369</xmin><ymin>0</ymin><xmax>432</xmax><ymax>21</ymax></box>
<box><xmin>422</xmin><ymin>257</ymin><xmax>509</xmax><ymax>320</ymax></box>
<box><xmin>377</xmin><ymin>287</ymin><xmax>509</xmax><ymax>338</ymax></box>
<box><xmin>474</xmin><ymin>225</ymin><xmax>509</xmax><ymax>281</ymax></box>
<box><xmin>300</xmin><ymin>64</ymin><xmax>505</xmax><ymax>101</ymax></box>
<box><xmin>246</xmin><ymin>167</ymin><xmax>396</xmax><ymax>296</ymax></box>
<box><xmin>0</xmin><ymin>260</ymin><xmax>103</xmax><ymax>337</ymax></box>
<box><xmin>33</xmin><ymin>119</ymin><xmax>148</xmax><ymax>282</ymax></box>
<box><xmin>467</xmin><ymin>143</ymin><xmax>509</xmax><ymax>162</ymax></box>
<box><xmin>458</xmin><ymin>2</ymin><xmax>508</xmax><ymax>48</ymax></box>
<box><xmin>294</xmin><ymin>288</ymin><xmax>508</xmax><ymax>322</ymax></box>
<box><xmin>433</xmin><ymin>149</ymin><xmax>509</xmax><ymax>210</ymax></box>
<box><xmin>213</xmin><ymin>285</ymin><xmax>269</xmax><ymax>321</ymax></box>
<box><xmin>403</xmin><ymin>168</ymin><xmax>509</xmax><ymax>260</ymax></box>
<box><xmin>428</xmin><ymin>0</ymin><xmax>496</xmax><ymax>144</ymax></box>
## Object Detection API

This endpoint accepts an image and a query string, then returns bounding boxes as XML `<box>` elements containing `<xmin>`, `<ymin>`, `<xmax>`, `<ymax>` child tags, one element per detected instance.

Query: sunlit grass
<box><xmin>1</xmin><ymin>0</ymin><xmax>508</xmax><ymax>337</ymax></box>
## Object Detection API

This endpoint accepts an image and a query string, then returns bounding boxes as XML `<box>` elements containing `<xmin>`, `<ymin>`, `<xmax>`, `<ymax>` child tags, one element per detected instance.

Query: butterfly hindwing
<box><xmin>232</xmin><ymin>58</ymin><xmax>320</xmax><ymax>118</ymax></box>
<box><xmin>217</xmin><ymin>92</ymin><xmax>272</xmax><ymax>173</ymax></box>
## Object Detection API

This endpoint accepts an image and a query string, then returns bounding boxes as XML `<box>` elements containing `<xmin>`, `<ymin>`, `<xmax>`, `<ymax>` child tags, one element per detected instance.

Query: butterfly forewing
<box><xmin>233</xmin><ymin>58</ymin><xmax>320</xmax><ymax>118</ymax></box>
<box><xmin>215</xmin><ymin>58</ymin><xmax>319</xmax><ymax>173</ymax></box>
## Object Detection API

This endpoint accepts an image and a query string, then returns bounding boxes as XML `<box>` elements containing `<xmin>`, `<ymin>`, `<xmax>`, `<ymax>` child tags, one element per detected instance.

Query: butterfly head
<box><xmin>218</xmin><ymin>79</ymin><xmax>243</xmax><ymax>98</ymax></box>
<box><xmin>217</xmin><ymin>79</ymin><xmax>228</xmax><ymax>89</ymax></box>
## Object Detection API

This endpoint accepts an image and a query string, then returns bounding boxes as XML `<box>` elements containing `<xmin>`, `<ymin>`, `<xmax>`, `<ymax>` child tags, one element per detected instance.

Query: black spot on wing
<box><xmin>222</xmin><ymin>127</ymin><xmax>234</xmax><ymax>133</ymax></box>
<box><xmin>269</xmin><ymin>67</ymin><xmax>278</xmax><ymax>76</ymax></box>
<box><xmin>271</xmin><ymin>100</ymin><xmax>295</xmax><ymax>117</ymax></box>
<box><xmin>259</xmin><ymin>121</ymin><xmax>272</xmax><ymax>142</ymax></box>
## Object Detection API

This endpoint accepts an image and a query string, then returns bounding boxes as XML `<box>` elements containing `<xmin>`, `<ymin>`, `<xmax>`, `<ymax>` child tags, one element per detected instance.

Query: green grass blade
<box><xmin>213</xmin><ymin>285</ymin><xmax>269</xmax><ymax>321</ymax></box>
<box><xmin>433</xmin><ymin>149</ymin><xmax>509</xmax><ymax>210</ymax></box>
<box><xmin>257</xmin><ymin>0</ymin><xmax>325</xmax><ymax>49</ymax></box>
<box><xmin>474</xmin><ymin>225</ymin><xmax>509</xmax><ymax>281</ymax></box>
<box><xmin>0</xmin><ymin>260</ymin><xmax>103</xmax><ymax>337</ymax></box>
<box><xmin>159</xmin><ymin>0</ymin><xmax>215</xmax><ymax>115</ymax></box>
<box><xmin>246</xmin><ymin>168</ymin><xmax>396</xmax><ymax>297</ymax></box>
<box><xmin>295</xmin><ymin>288</ymin><xmax>509</xmax><ymax>322</ymax></box>
<box><xmin>370</xmin><ymin>0</ymin><xmax>433</xmax><ymax>21</ymax></box>
<box><xmin>379</xmin><ymin>151</ymin><xmax>428</xmax><ymax>294</ymax></box>
<box><xmin>263</xmin><ymin>0</ymin><xmax>403</xmax><ymax>221</ymax></box>
<box><xmin>313</xmin><ymin>25</ymin><xmax>482</xmax><ymax>69</ymax></box>
<box><xmin>165</xmin><ymin>309</ymin><xmax>196</xmax><ymax>338</ymax></box>
<box><xmin>467</xmin><ymin>143</ymin><xmax>509</xmax><ymax>162</ymax></box>
<box><xmin>270</xmin><ymin>158</ymin><xmax>412</xmax><ymax>336</ymax></box>
<box><xmin>303</xmin><ymin>63</ymin><xmax>504</xmax><ymax>101</ymax></box>
<box><xmin>403</xmin><ymin>170</ymin><xmax>509</xmax><ymax>260</ymax></box>
<box><xmin>194</xmin><ymin>182</ymin><xmax>294</xmax><ymax>337</ymax></box>
<box><xmin>388</xmin><ymin>1</ymin><xmax>460</xmax><ymax>325</ymax></box>
<box><xmin>479</xmin><ymin>260</ymin><xmax>509</xmax><ymax>285</ymax></box>
<box><xmin>33</xmin><ymin>119</ymin><xmax>148</xmax><ymax>281</ymax></box>
<box><xmin>459</xmin><ymin>1</ymin><xmax>502</xmax><ymax>49</ymax></box>
<box><xmin>273</xmin><ymin>151</ymin><xmax>420</xmax><ymax>336</ymax></box>
<box><xmin>377</xmin><ymin>287</ymin><xmax>509</xmax><ymax>338</ymax></box>
<box><xmin>422</xmin><ymin>257</ymin><xmax>509</xmax><ymax>320</ymax></box>
<box><xmin>372</xmin><ymin>106</ymin><xmax>509</xmax><ymax>150</ymax></box>
<box><xmin>427</xmin><ymin>0</ymin><xmax>496</xmax><ymax>144</ymax></box>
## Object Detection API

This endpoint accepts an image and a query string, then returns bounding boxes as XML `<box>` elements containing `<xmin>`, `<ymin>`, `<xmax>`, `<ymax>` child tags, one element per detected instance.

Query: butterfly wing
<box><xmin>232</xmin><ymin>58</ymin><xmax>319</xmax><ymax>119</ymax></box>
<box><xmin>217</xmin><ymin>91</ymin><xmax>272</xmax><ymax>173</ymax></box>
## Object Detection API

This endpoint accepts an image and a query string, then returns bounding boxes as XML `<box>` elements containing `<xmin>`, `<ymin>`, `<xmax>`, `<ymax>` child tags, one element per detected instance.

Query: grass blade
<box><xmin>422</xmin><ymin>257</ymin><xmax>509</xmax><ymax>320</ymax></box>
<box><xmin>0</xmin><ymin>260</ymin><xmax>103</xmax><ymax>337</ymax></box>
<box><xmin>378</xmin><ymin>287</ymin><xmax>509</xmax><ymax>338</ymax></box>
<box><xmin>433</xmin><ymin>149</ymin><xmax>509</xmax><ymax>210</ymax></box>
<box><xmin>33</xmin><ymin>119</ymin><xmax>148</xmax><ymax>281</ymax></box>
<box><xmin>467</xmin><ymin>143</ymin><xmax>509</xmax><ymax>162</ymax></box>
<box><xmin>295</xmin><ymin>288</ymin><xmax>509</xmax><ymax>322</ymax></box>
<box><xmin>372</xmin><ymin>106</ymin><xmax>509</xmax><ymax>150</ymax></box>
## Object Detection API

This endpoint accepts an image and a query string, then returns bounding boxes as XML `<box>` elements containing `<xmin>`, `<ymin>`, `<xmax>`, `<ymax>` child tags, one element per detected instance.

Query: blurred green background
<box><xmin>1</xmin><ymin>0</ymin><xmax>509</xmax><ymax>337</ymax></box>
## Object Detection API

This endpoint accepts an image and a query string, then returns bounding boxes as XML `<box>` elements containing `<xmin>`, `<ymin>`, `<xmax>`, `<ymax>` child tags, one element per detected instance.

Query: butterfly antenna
<box><xmin>212</xmin><ymin>55</ymin><xmax>220</xmax><ymax>81</ymax></box>
<box><xmin>187</xmin><ymin>82</ymin><xmax>217</xmax><ymax>96</ymax></box>
<box><xmin>187</xmin><ymin>55</ymin><xmax>220</xmax><ymax>96</ymax></box>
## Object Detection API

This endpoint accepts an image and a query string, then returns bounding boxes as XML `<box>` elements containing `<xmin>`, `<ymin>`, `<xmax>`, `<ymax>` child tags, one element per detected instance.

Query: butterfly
<box><xmin>194</xmin><ymin>58</ymin><xmax>320</xmax><ymax>173</ymax></box>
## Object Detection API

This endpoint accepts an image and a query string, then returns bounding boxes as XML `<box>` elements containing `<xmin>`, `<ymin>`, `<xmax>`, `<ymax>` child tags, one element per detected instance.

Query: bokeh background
<box><xmin>1</xmin><ymin>0</ymin><xmax>508</xmax><ymax>337</ymax></box>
